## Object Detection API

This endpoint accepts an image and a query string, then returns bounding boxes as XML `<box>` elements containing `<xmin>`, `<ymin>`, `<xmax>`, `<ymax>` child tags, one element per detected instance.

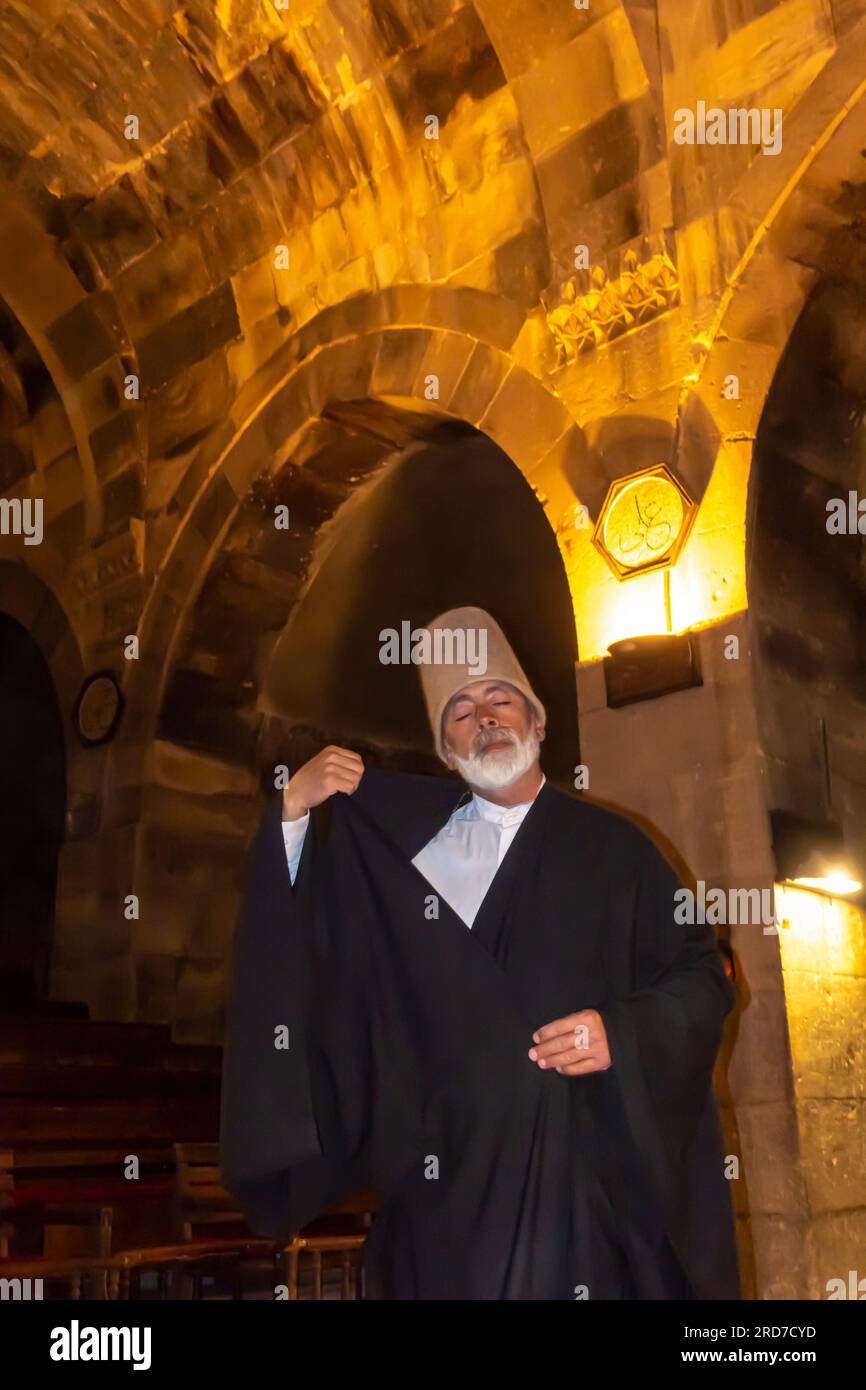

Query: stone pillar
<box><xmin>576</xmin><ymin>614</ymin><xmax>806</xmax><ymax>1298</ymax></box>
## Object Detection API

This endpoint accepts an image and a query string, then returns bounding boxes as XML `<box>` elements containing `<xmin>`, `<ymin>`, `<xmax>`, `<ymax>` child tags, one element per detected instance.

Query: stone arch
<box><xmin>0</xmin><ymin>182</ymin><xmax>144</xmax><ymax>542</ymax></box>
<box><xmin>128</xmin><ymin>411</ymin><xmax>581</xmax><ymax>1037</ymax></box>
<box><xmin>109</xmin><ymin>298</ymin><xmax>587</xmax><ymax>1034</ymax></box>
<box><xmin>112</xmin><ymin>297</ymin><xmax>586</xmax><ymax>812</ymax></box>
<box><xmin>259</xmin><ymin>419</ymin><xmax>581</xmax><ymax>780</ymax></box>
<box><xmin>656</xmin><ymin>21</ymin><xmax>866</xmax><ymax>650</ymax></box>
<box><xmin>679</xmin><ymin>20</ymin><xmax>866</xmax><ymax>599</ymax></box>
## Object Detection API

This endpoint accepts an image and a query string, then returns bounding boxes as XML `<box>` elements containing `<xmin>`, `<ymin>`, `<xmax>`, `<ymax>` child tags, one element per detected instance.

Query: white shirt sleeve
<box><xmin>280</xmin><ymin>810</ymin><xmax>311</xmax><ymax>886</ymax></box>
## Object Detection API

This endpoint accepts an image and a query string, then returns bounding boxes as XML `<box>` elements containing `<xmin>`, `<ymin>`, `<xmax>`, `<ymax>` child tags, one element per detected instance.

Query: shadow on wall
<box><xmin>748</xmin><ymin>279</ymin><xmax>866</xmax><ymax>861</ymax></box>
<box><xmin>0</xmin><ymin>612</ymin><xmax>66</xmax><ymax>1004</ymax></box>
<box><xmin>260</xmin><ymin>421</ymin><xmax>580</xmax><ymax>787</ymax></box>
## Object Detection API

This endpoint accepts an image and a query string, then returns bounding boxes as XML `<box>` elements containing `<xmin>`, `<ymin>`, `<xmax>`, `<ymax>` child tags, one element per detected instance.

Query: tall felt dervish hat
<box><xmin>418</xmin><ymin>606</ymin><xmax>546</xmax><ymax>759</ymax></box>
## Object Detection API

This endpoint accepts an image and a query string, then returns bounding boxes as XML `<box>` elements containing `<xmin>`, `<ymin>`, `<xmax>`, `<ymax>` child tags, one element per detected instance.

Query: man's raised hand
<box><xmin>527</xmin><ymin>1009</ymin><xmax>612</xmax><ymax>1076</ymax></box>
<box><xmin>281</xmin><ymin>745</ymin><xmax>365</xmax><ymax>821</ymax></box>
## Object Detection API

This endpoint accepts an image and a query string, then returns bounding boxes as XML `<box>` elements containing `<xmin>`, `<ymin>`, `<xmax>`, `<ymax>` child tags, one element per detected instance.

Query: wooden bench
<box><xmin>0</xmin><ymin>1145</ymin><xmax>176</xmax><ymax>1257</ymax></box>
<box><xmin>2</xmin><ymin>1140</ymin><xmax>379</xmax><ymax>1258</ymax></box>
<box><xmin>0</xmin><ymin>1017</ymin><xmax>375</xmax><ymax>1288</ymax></box>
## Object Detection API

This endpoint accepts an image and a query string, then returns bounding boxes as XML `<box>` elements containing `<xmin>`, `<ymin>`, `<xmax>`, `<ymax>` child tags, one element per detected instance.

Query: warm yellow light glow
<box><xmin>568</xmin><ymin>433</ymin><xmax>749</xmax><ymax>661</ymax></box>
<box><xmin>574</xmin><ymin>568</ymin><xmax>668</xmax><ymax>657</ymax></box>
<box><xmin>791</xmin><ymin>872</ymin><xmax>862</xmax><ymax>896</ymax></box>
<box><xmin>574</xmin><ymin>541</ymin><xmax>748</xmax><ymax>660</ymax></box>
<box><xmin>774</xmin><ymin>882</ymin><xmax>866</xmax><ymax>993</ymax></box>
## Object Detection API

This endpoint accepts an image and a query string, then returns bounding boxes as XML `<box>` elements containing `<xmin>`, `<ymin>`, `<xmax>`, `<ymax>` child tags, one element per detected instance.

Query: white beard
<box><xmin>449</xmin><ymin>727</ymin><xmax>540</xmax><ymax>792</ymax></box>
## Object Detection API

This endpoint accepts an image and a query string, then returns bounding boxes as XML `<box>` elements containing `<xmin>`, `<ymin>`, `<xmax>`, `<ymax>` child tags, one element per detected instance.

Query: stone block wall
<box><xmin>2</xmin><ymin>0</ymin><xmax>866</xmax><ymax>1299</ymax></box>
<box><xmin>776</xmin><ymin>887</ymin><xmax>866</xmax><ymax>1298</ymax></box>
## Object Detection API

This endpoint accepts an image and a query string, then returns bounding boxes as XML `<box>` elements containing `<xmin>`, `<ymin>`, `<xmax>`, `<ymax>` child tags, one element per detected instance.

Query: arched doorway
<box><xmin>262</xmin><ymin>415</ymin><xmax>579</xmax><ymax>785</ymax></box>
<box><xmin>749</xmin><ymin>279</ymin><xmax>866</xmax><ymax>836</ymax></box>
<box><xmin>138</xmin><ymin>400</ymin><xmax>579</xmax><ymax>1039</ymax></box>
<box><xmin>0</xmin><ymin>612</ymin><xmax>66</xmax><ymax>1008</ymax></box>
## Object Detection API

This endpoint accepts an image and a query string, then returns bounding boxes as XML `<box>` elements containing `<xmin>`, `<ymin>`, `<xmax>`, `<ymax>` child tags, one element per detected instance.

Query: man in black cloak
<box><xmin>219</xmin><ymin>606</ymin><xmax>740</xmax><ymax>1300</ymax></box>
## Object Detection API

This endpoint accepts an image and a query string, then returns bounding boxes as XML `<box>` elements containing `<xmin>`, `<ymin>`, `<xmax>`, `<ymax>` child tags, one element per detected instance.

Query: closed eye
<box><xmin>452</xmin><ymin>696</ymin><xmax>511</xmax><ymax>721</ymax></box>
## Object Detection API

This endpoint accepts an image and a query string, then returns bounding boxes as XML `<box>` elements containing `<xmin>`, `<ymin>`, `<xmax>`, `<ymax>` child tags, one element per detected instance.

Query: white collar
<box><xmin>466</xmin><ymin>775</ymin><xmax>546</xmax><ymax>828</ymax></box>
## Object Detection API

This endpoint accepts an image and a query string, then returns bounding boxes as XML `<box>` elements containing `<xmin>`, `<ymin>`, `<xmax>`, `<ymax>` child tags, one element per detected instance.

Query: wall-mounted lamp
<box><xmin>770</xmin><ymin>810</ymin><xmax>862</xmax><ymax>897</ymax></box>
<box><xmin>604</xmin><ymin>632</ymin><xmax>702</xmax><ymax>707</ymax></box>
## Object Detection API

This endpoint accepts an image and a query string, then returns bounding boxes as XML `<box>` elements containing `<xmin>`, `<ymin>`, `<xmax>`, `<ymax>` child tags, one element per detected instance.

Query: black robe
<box><xmin>219</xmin><ymin>767</ymin><xmax>740</xmax><ymax>1300</ymax></box>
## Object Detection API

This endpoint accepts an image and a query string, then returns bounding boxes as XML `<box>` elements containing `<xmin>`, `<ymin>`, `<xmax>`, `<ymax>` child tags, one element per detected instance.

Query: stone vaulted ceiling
<box><xmin>0</xmin><ymin>0</ymin><xmax>865</xmax><ymax>706</ymax></box>
<box><xmin>0</xmin><ymin>0</ymin><xmax>711</xmax><ymax>550</ymax></box>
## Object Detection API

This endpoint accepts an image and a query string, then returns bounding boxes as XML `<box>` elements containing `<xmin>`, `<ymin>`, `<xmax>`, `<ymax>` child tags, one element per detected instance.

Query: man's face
<box><xmin>441</xmin><ymin>680</ymin><xmax>544</xmax><ymax>789</ymax></box>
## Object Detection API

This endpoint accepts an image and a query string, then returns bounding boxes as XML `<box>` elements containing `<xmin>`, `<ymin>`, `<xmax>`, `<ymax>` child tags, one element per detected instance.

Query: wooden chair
<box><xmin>0</xmin><ymin>1253</ymin><xmax>117</xmax><ymax>1300</ymax></box>
<box><xmin>0</xmin><ymin>1237</ymin><xmax>367</xmax><ymax>1301</ymax></box>
<box><xmin>114</xmin><ymin>1239</ymin><xmax>280</xmax><ymax>1300</ymax></box>
<box><xmin>173</xmin><ymin>1142</ymin><xmax>248</xmax><ymax>1241</ymax></box>
<box><xmin>42</xmin><ymin>1202</ymin><xmax>112</xmax><ymax>1259</ymax></box>
<box><xmin>174</xmin><ymin>1140</ymin><xmax>378</xmax><ymax>1231</ymax></box>
<box><xmin>172</xmin><ymin>1144</ymin><xmax>374</xmax><ymax>1299</ymax></box>
<box><xmin>279</xmin><ymin>1234</ymin><xmax>366</xmax><ymax>1300</ymax></box>
<box><xmin>111</xmin><ymin>1235</ymin><xmax>367</xmax><ymax>1301</ymax></box>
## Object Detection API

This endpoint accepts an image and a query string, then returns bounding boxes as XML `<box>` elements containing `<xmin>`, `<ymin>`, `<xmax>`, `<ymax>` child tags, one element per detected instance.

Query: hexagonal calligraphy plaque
<box><xmin>592</xmin><ymin>464</ymin><xmax>696</xmax><ymax>579</ymax></box>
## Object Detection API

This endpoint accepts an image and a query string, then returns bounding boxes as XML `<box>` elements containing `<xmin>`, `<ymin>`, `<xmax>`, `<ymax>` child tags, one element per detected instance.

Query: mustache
<box><xmin>473</xmin><ymin>726</ymin><xmax>519</xmax><ymax>754</ymax></box>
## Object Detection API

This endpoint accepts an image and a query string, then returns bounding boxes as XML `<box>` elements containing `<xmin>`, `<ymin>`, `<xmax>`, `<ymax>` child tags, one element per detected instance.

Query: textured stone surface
<box><xmin>2</xmin><ymin>0</ymin><xmax>866</xmax><ymax>1299</ymax></box>
<box><xmin>808</xmin><ymin>1209</ymin><xmax>866</xmax><ymax>1298</ymax></box>
<box><xmin>798</xmin><ymin>1099</ymin><xmax>866</xmax><ymax>1211</ymax></box>
<box><xmin>736</xmin><ymin>1101</ymin><xmax>808</xmax><ymax>1218</ymax></box>
<box><xmin>135</xmin><ymin>282</ymin><xmax>241</xmax><ymax>391</ymax></box>
<box><xmin>748</xmin><ymin>1215</ymin><xmax>810</xmax><ymax>1299</ymax></box>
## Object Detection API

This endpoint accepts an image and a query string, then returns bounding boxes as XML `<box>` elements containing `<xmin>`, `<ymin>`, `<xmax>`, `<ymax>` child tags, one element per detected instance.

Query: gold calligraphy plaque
<box><xmin>593</xmin><ymin>465</ymin><xmax>695</xmax><ymax>579</ymax></box>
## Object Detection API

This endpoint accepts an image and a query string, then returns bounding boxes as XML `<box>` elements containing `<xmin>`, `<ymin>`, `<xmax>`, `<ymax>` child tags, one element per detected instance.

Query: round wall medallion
<box><xmin>74</xmin><ymin>671</ymin><xmax>123</xmax><ymax>746</ymax></box>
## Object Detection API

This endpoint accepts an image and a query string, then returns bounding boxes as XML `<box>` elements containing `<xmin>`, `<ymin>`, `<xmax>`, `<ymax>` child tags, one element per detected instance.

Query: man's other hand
<box><xmin>527</xmin><ymin>1009</ymin><xmax>612</xmax><ymax>1075</ymax></box>
<box><xmin>281</xmin><ymin>745</ymin><xmax>365</xmax><ymax>821</ymax></box>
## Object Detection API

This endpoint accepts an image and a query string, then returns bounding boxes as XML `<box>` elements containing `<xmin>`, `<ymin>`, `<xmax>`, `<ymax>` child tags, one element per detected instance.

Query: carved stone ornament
<box><xmin>546</xmin><ymin>246</ymin><xmax>680</xmax><ymax>364</ymax></box>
